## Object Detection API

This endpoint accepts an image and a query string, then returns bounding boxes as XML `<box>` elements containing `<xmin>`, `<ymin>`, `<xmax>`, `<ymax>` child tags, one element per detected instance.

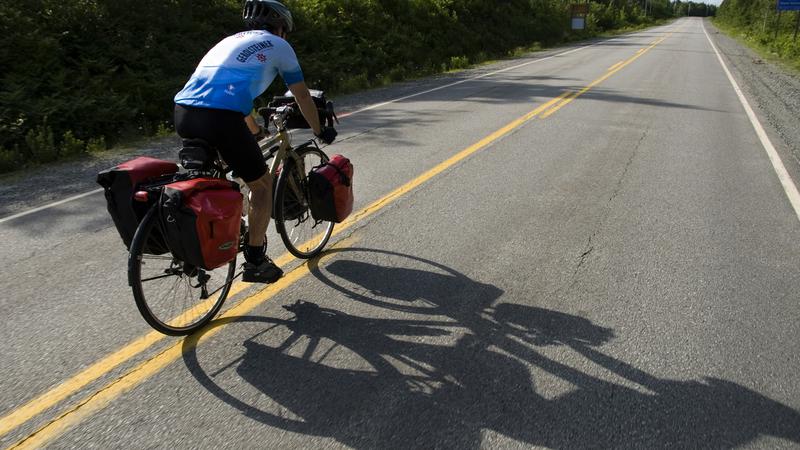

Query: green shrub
<box><xmin>156</xmin><ymin>122</ymin><xmax>173</xmax><ymax>138</ymax></box>
<box><xmin>61</xmin><ymin>130</ymin><xmax>86</xmax><ymax>157</ymax></box>
<box><xmin>87</xmin><ymin>137</ymin><xmax>107</xmax><ymax>154</ymax></box>
<box><xmin>25</xmin><ymin>125</ymin><xmax>57</xmax><ymax>163</ymax></box>
<box><xmin>0</xmin><ymin>147</ymin><xmax>17</xmax><ymax>173</ymax></box>
<box><xmin>448</xmin><ymin>56</ymin><xmax>470</xmax><ymax>71</ymax></box>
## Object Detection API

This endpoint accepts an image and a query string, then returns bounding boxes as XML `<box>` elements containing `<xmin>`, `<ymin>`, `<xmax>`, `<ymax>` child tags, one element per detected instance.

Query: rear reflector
<box><xmin>133</xmin><ymin>191</ymin><xmax>149</xmax><ymax>202</ymax></box>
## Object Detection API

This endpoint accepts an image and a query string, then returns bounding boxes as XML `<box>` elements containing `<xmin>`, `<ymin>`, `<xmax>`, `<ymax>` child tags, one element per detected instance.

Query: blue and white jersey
<box><xmin>174</xmin><ymin>30</ymin><xmax>304</xmax><ymax>115</ymax></box>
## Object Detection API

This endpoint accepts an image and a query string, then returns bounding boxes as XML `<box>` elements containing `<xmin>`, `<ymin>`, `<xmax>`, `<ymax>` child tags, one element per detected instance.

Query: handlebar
<box><xmin>256</xmin><ymin>97</ymin><xmax>339</xmax><ymax>132</ymax></box>
<box><xmin>256</xmin><ymin>105</ymin><xmax>292</xmax><ymax>125</ymax></box>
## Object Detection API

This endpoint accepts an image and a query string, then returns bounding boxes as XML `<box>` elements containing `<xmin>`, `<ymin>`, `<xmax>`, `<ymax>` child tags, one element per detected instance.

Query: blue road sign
<box><xmin>778</xmin><ymin>0</ymin><xmax>800</xmax><ymax>11</ymax></box>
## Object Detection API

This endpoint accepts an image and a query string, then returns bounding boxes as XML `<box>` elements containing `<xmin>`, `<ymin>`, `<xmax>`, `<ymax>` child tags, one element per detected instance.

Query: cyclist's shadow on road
<box><xmin>183</xmin><ymin>248</ymin><xmax>800</xmax><ymax>448</ymax></box>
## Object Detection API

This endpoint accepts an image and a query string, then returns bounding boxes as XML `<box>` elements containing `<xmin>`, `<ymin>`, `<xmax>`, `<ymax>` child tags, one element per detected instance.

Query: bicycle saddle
<box><xmin>179</xmin><ymin>139</ymin><xmax>219</xmax><ymax>171</ymax></box>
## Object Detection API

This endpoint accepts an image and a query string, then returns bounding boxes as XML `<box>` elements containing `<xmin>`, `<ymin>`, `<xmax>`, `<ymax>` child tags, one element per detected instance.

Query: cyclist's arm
<box><xmin>244</xmin><ymin>114</ymin><xmax>260</xmax><ymax>134</ymax></box>
<box><xmin>287</xmin><ymin>81</ymin><xmax>322</xmax><ymax>136</ymax></box>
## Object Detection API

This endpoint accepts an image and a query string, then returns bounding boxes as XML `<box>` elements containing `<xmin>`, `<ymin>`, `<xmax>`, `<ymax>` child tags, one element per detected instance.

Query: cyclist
<box><xmin>173</xmin><ymin>0</ymin><xmax>337</xmax><ymax>283</ymax></box>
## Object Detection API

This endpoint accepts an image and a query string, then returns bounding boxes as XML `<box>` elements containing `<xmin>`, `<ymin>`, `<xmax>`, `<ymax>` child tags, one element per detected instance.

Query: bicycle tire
<box><xmin>274</xmin><ymin>147</ymin><xmax>335</xmax><ymax>259</ymax></box>
<box><xmin>128</xmin><ymin>205</ymin><xmax>236</xmax><ymax>335</ymax></box>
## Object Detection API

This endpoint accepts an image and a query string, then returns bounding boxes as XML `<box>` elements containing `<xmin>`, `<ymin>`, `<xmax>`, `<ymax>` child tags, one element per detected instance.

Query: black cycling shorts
<box><xmin>174</xmin><ymin>104</ymin><xmax>267</xmax><ymax>182</ymax></box>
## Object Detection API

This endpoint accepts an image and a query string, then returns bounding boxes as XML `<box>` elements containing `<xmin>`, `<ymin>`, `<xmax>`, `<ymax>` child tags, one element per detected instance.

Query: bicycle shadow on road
<box><xmin>183</xmin><ymin>248</ymin><xmax>800</xmax><ymax>448</ymax></box>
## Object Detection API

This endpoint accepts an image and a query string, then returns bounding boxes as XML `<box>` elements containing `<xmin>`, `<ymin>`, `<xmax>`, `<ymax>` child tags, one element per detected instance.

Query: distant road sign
<box><xmin>571</xmin><ymin>3</ymin><xmax>588</xmax><ymax>30</ymax></box>
<box><xmin>778</xmin><ymin>0</ymin><xmax>800</xmax><ymax>11</ymax></box>
<box><xmin>572</xmin><ymin>3</ymin><xmax>589</xmax><ymax>15</ymax></box>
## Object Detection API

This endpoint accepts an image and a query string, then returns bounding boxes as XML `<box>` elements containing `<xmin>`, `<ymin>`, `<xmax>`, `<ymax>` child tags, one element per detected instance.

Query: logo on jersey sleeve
<box><xmin>225</xmin><ymin>84</ymin><xmax>236</xmax><ymax>96</ymax></box>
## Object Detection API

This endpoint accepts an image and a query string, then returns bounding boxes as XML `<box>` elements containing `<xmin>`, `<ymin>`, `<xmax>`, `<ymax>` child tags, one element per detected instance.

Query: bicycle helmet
<box><xmin>243</xmin><ymin>0</ymin><xmax>294</xmax><ymax>33</ymax></box>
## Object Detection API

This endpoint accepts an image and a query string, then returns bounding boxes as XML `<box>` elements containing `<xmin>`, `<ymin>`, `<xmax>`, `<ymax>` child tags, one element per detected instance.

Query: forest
<box><xmin>0</xmin><ymin>0</ymin><xmax>716</xmax><ymax>173</ymax></box>
<box><xmin>715</xmin><ymin>0</ymin><xmax>800</xmax><ymax>71</ymax></box>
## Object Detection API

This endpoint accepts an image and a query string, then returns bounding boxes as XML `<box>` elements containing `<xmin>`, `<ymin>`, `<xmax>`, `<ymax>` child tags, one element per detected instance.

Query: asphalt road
<box><xmin>1</xmin><ymin>18</ymin><xmax>799</xmax><ymax>449</ymax></box>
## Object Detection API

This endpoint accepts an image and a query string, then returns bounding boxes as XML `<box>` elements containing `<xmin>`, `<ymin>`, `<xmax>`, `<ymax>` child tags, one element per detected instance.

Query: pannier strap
<box><xmin>317</xmin><ymin>162</ymin><xmax>351</xmax><ymax>187</ymax></box>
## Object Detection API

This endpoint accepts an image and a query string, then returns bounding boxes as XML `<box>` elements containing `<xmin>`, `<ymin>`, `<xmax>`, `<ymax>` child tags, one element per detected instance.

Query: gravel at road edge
<box><xmin>706</xmin><ymin>20</ymin><xmax>800</xmax><ymax>171</ymax></box>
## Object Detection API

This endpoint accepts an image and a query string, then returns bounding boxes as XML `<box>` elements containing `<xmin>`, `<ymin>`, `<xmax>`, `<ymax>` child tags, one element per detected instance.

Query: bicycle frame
<box><xmin>259</xmin><ymin>128</ymin><xmax>293</xmax><ymax>176</ymax></box>
<box><xmin>233</xmin><ymin>111</ymin><xmax>317</xmax><ymax>224</ymax></box>
<box><xmin>258</xmin><ymin>109</ymin><xmax>311</xmax><ymax>178</ymax></box>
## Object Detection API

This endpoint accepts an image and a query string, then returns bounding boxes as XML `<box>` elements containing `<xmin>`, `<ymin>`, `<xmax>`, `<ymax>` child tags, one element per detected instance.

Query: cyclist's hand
<box><xmin>252</xmin><ymin>126</ymin><xmax>267</xmax><ymax>142</ymax></box>
<box><xmin>315</xmin><ymin>126</ymin><xmax>337</xmax><ymax>145</ymax></box>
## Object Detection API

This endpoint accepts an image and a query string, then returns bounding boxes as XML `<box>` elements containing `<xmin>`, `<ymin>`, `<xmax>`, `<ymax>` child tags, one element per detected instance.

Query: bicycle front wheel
<box><xmin>128</xmin><ymin>205</ymin><xmax>236</xmax><ymax>335</ymax></box>
<box><xmin>274</xmin><ymin>147</ymin><xmax>335</xmax><ymax>259</ymax></box>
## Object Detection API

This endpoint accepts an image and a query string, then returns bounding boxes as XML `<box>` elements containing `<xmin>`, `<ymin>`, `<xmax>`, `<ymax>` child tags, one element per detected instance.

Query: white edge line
<box><xmin>0</xmin><ymin>188</ymin><xmax>104</xmax><ymax>224</ymax></box>
<box><xmin>0</xmin><ymin>28</ymin><xmax>671</xmax><ymax>224</ymax></box>
<box><xmin>701</xmin><ymin>21</ymin><xmax>800</xmax><ymax>223</ymax></box>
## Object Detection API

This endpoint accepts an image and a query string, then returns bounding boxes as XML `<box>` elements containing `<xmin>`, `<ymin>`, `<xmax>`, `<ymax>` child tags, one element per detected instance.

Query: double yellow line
<box><xmin>539</xmin><ymin>36</ymin><xmax>669</xmax><ymax>119</ymax></box>
<box><xmin>2</xmin><ymin>31</ymin><xmax>672</xmax><ymax>449</ymax></box>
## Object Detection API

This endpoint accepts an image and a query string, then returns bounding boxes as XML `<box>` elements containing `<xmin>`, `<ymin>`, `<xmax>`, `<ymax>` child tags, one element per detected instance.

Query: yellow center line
<box><xmin>0</xmin><ymin>331</ymin><xmax>167</xmax><ymax>440</ymax></box>
<box><xmin>6</xmin><ymin>28</ymin><xmax>681</xmax><ymax>444</ymax></box>
<box><xmin>7</xmin><ymin>234</ymin><xmax>359</xmax><ymax>450</ymax></box>
<box><xmin>3</xmin><ymin>31</ymin><xmax>677</xmax><ymax>445</ymax></box>
<box><xmin>539</xmin><ymin>35</ymin><xmax>670</xmax><ymax>119</ymax></box>
<box><xmin>3</xmin><ymin>87</ymin><xmax>576</xmax><ymax>447</ymax></box>
<box><xmin>607</xmin><ymin>61</ymin><xmax>624</xmax><ymax>72</ymax></box>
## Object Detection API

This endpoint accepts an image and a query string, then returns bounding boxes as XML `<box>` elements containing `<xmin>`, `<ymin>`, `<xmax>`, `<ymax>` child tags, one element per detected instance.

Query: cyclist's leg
<box><xmin>174</xmin><ymin>104</ymin><xmax>280</xmax><ymax>282</ymax></box>
<box><xmin>174</xmin><ymin>104</ymin><xmax>270</xmax><ymax>238</ymax></box>
<box><xmin>203</xmin><ymin>116</ymin><xmax>271</xmax><ymax>247</ymax></box>
<box><xmin>243</xmin><ymin>173</ymin><xmax>271</xmax><ymax>248</ymax></box>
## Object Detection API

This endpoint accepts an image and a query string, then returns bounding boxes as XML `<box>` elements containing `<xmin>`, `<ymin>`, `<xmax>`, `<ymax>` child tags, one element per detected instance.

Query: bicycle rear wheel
<box><xmin>128</xmin><ymin>205</ymin><xmax>236</xmax><ymax>335</ymax></box>
<box><xmin>274</xmin><ymin>147</ymin><xmax>335</xmax><ymax>259</ymax></box>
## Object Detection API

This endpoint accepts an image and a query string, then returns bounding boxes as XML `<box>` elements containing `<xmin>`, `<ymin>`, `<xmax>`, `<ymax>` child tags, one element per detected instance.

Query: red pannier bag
<box><xmin>160</xmin><ymin>178</ymin><xmax>243</xmax><ymax>270</ymax></box>
<box><xmin>307</xmin><ymin>154</ymin><xmax>353</xmax><ymax>223</ymax></box>
<box><xmin>96</xmin><ymin>157</ymin><xmax>178</xmax><ymax>253</ymax></box>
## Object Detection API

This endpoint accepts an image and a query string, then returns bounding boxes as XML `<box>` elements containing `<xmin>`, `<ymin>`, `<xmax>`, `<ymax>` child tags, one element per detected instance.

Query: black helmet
<box><xmin>243</xmin><ymin>0</ymin><xmax>294</xmax><ymax>33</ymax></box>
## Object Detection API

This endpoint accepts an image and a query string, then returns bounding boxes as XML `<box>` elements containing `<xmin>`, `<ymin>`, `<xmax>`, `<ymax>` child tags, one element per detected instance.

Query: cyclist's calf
<box><xmin>245</xmin><ymin>172</ymin><xmax>273</xmax><ymax>248</ymax></box>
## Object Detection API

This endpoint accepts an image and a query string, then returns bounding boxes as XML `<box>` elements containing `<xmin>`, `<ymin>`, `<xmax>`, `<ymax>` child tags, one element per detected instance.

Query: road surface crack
<box><xmin>543</xmin><ymin>130</ymin><xmax>645</xmax><ymax>302</ymax></box>
<box><xmin>576</xmin><ymin>241</ymin><xmax>594</xmax><ymax>271</ymax></box>
<box><xmin>572</xmin><ymin>130</ymin><xmax>645</xmax><ymax>276</ymax></box>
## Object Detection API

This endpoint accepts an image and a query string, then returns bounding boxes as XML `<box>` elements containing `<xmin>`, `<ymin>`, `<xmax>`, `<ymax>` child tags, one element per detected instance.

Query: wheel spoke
<box><xmin>275</xmin><ymin>147</ymin><xmax>335</xmax><ymax>258</ymax></box>
<box><xmin>140</xmin><ymin>273</ymin><xmax>180</xmax><ymax>283</ymax></box>
<box><xmin>129</xmin><ymin>204</ymin><xmax>236</xmax><ymax>335</ymax></box>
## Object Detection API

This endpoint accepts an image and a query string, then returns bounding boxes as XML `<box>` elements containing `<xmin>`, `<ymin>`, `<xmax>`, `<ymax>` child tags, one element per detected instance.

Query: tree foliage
<box><xmin>673</xmin><ymin>1</ymin><xmax>717</xmax><ymax>17</ymax></box>
<box><xmin>0</xmin><ymin>0</ymin><xmax>239</xmax><ymax>171</ymax></box>
<box><xmin>0</xmin><ymin>0</ymin><xmax>681</xmax><ymax>172</ymax></box>
<box><xmin>715</xmin><ymin>0</ymin><xmax>800</xmax><ymax>69</ymax></box>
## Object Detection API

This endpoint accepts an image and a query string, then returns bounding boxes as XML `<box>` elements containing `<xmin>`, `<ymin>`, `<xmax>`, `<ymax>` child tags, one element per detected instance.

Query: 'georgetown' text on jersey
<box><xmin>175</xmin><ymin>30</ymin><xmax>303</xmax><ymax>115</ymax></box>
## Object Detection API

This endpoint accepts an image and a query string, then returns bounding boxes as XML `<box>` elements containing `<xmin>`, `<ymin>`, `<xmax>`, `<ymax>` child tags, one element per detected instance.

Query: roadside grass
<box><xmin>712</xmin><ymin>19</ymin><xmax>800</xmax><ymax>75</ymax></box>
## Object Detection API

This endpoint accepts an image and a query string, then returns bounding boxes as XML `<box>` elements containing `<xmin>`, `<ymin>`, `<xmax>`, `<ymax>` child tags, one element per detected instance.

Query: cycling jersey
<box><xmin>174</xmin><ymin>30</ymin><xmax>304</xmax><ymax>115</ymax></box>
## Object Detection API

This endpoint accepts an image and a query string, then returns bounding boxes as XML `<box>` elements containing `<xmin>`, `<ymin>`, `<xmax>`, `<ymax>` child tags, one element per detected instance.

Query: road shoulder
<box><xmin>705</xmin><ymin>19</ymin><xmax>800</xmax><ymax>183</ymax></box>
